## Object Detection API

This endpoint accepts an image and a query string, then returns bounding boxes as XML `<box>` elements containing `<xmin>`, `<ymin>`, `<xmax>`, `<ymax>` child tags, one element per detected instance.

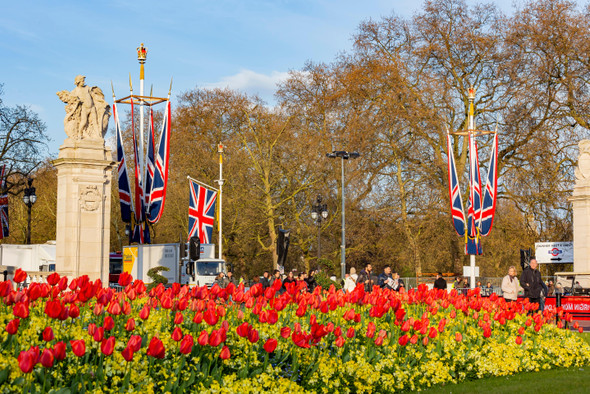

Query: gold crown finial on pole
<box><xmin>137</xmin><ymin>43</ymin><xmax>148</xmax><ymax>64</ymax></box>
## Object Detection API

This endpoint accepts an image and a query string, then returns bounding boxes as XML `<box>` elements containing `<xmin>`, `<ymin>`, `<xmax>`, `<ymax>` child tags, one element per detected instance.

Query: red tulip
<box><xmin>107</xmin><ymin>301</ymin><xmax>121</xmax><ymax>316</ymax></box>
<box><xmin>6</xmin><ymin>318</ymin><xmax>20</xmax><ymax>335</ymax></box>
<box><xmin>18</xmin><ymin>349</ymin><xmax>37</xmax><ymax>373</ymax></box>
<box><xmin>518</xmin><ymin>326</ymin><xmax>525</xmax><ymax>335</ymax></box>
<box><xmin>40</xmin><ymin>348</ymin><xmax>54</xmax><ymax>368</ymax></box>
<box><xmin>118</xmin><ymin>272</ymin><xmax>133</xmax><ymax>287</ymax></box>
<box><xmin>374</xmin><ymin>336</ymin><xmax>384</xmax><ymax>346</ymax></box>
<box><xmin>122</xmin><ymin>346</ymin><xmax>134</xmax><ymax>362</ymax></box>
<box><xmin>335</xmin><ymin>336</ymin><xmax>345</xmax><ymax>347</ymax></box>
<box><xmin>204</xmin><ymin>309</ymin><xmax>219</xmax><ymax>326</ymax></box>
<box><xmin>42</xmin><ymin>327</ymin><xmax>54</xmax><ymax>342</ymax></box>
<box><xmin>398</xmin><ymin>334</ymin><xmax>409</xmax><ymax>346</ymax></box>
<box><xmin>208</xmin><ymin>330</ymin><xmax>223</xmax><ymax>347</ymax></box>
<box><xmin>236</xmin><ymin>322</ymin><xmax>250</xmax><ymax>338</ymax></box>
<box><xmin>139</xmin><ymin>305</ymin><xmax>150</xmax><ymax>320</ymax></box>
<box><xmin>45</xmin><ymin>300</ymin><xmax>62</xmax><ymax>319</ymax></box>
<box><xmin>410</xmin><ymin>334</ymin><xmax>419</xmax><ymax>345</ymax></box>
<box><xmin>334</xmin><ymin>326</ymin><xmax>342</xmax><ymax>337</ymax></box>
<box><xmin>171</xmin><ymin>327</ymin><xmax>183</xmax><ymax>342</ymax></box>
<box><xmin>263</xmin><ymin>338</ymin><xmax>278</xmax><ymax>353</ymax></box>
<box><xmin>147</xmin><ymin>337</ymin><xmax>166</xmax><ymax>359</ymax></box>
<box><xmin>219</xmin><ymin>345</ymin><xmax>231</xmax><ymax>360</ymax></box>
<box><xmin>198</xmin><ymin>330</ymin><xmax>209</xmax><ymax>346</ymax></box>
<box><xmin>47</xmin><ymin>272</ymin><xmax>60</xmax><ymax>286</ymax></box>
<box><xmin>428</xmin><ymin>327</ymin><xmax>438</xmax><ymax>339</ymax></box>
<box><xmin>422</xmin><ymin>336</ymin><xmax>429</xmax><ymax>346</ymax></box>
<box><xmin>366</xmin><ymin>322</ymin><xmax>376</xmax><ymax>338</ymax></box>
<box><xmin>193</xmin><ymin>311</ymin><xmax>203</xmax><ymax>324</ymax></box>
<box><xmin>179</xmin><ymin>334</ymin><xmax>194</xmax><ymax>354</ymax></box>
<box><xmin>280</xmin><ymin>326</ymin><xmax>291</xmax><ymax>339</ymax></box>
<box><xmin>174</xmin><ymin>312</ymin><xmax>184</xmax><ymax>325</ymax></box>
<box><xmin>455</xmin><ymin>332</ymin><xmax>462</xmax><ymax>342</ymax></box>
<box><xmin>128</xmin><ymin>335</ymin><xmax>143</xmax><ymax>352</ymax></box>
<box><xmin>125</xmin><ymin>318</ymin><xmax>136</xmax><ymax>332</ymax></box>
<box><xmin>70</xmin><ymin>339</ymin><xmax>86</xmax><ymax>357</ymax></box>
<box><xmin>515</xmin><ymin>335</ymin><xmax>523</xmax><ymax>345</ymax></box>
<box><xmin>14</xmin><ymin>268</ymin><xmax>27</xmax><ymax>283</ymax></box>
<box><xmin>101</xmin><ymin>336</ymin><xmax>115</xmax><ymax>356</ymax></box>
<box><xmin>346</xmin><ymin>327</ymin><xmax>355</xmax><ymax>339</ymax></box>
<box><xmin>13</xmin><ymin>302</ymin><xmax>29</xmax><ymax>319</ymax></box>
<box><xmin>401</xmin><ymin>320</ymin><xmax>411</xmax><ymax>332</ymax></box>
<box><xmin>247</xmin><ymin>328</ymin><xmax>260</xmax><ymax>344</ymax></box>
<box><xmin>483</xmin><ymin>327</ymin><xmax>492</xmax><ymax>338</ymax></box>
<box><xmin>93</xmin><ymin>327</ymin><xmax>104</xmax><ymax>342</ymax></box>
<box><xmin>104</xmin><ymin>316</ymin><xmax>115</xmax><ymax>331</ymax></box>
<box><xmin>53</xmin><ymin>341</ymin><xmax>66</xmax><ymax>361</ymax></box>
<box><xmin>579</xmin><ymin>327</ymin><xmax>584</xmax><ymax>333</ymax></box>
<box><xmin>69</xmin><ymin>304</ymin><xmax>80</xmax><ymax>319</ymax></box>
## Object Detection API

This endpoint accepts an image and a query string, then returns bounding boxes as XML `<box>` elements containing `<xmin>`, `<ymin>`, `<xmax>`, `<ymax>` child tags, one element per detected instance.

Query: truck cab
<box><xmin>191</xmin><ymin>259</ymin><xmax>227</xmax><ymax>287</ymax></box>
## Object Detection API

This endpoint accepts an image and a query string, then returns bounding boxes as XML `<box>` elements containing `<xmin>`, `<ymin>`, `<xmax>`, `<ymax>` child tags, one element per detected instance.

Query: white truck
<box><xmin>121</xmin><ymin>243</ymin><xmax>227</xmax><ymax>287</ymax></box>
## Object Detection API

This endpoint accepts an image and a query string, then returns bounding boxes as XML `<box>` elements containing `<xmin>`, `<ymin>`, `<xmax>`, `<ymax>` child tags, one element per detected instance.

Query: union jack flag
<box><xmin>446</xmin><ymin>134</ymin><xmax>465</xmax><ymax>236</ymax></box>
<box><xmin>188</xmin><ymin>180</ymin><xmax>217</xmax><ymax>244</ymax></box>
<box><xmin>131</xmin><ymin>97</ymin><xmax>145</xmax><ymax>223</ymax></box>
<box><xmin>113</xmin><ymin>101</ymin><xmax>133</xmax><ymax>223</ymax></box>
<box><xmin>147</xmin><ymin>100</ymin><xmax>171</xmax><ymax>224</ymax></box>
<box><xmin>466</xmin><ymin>133</ymin><xmax>483</xmax><ymax>255</ymax></box>
<box><xmin>0</xmin><ymin>165</ymin><xmax>8</xmax><ymax>239</ymax></box>
<box><xmin>132</xmin><ymin>222</ymin><xmax>150</xmax><ymax>244</ymax></box>
<box><xmin>144</xmin><ymin>106</ymin><xmax>156</xmax><ymax>215</ymax></box>
<box><xmin>479</xmin><ymin>132</ymin><xmax>498</xmax><ymax>236</ymax></box>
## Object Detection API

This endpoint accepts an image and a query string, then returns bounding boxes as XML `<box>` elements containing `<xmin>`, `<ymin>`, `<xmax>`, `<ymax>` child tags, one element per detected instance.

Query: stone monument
<box><xmin>53</xmin><ymin>76</ymin><xmax>114</xmax><ymax>283</ymax></box>
<box><xmin>572</xmin><ymin>140</ymin><xmax>590</xmax><ymax>272</ymax></box>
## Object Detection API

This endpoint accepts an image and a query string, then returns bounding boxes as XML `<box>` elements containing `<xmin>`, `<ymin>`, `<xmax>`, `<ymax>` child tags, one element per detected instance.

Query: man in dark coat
<box><xmin>433</xmin><ymin>272</ymin><xmax>447</xmax><ymax>290</ymax></box>
<box><xmin>378</xmin><ymin>265</ymin><xmax>394</xmax><ymax>290</ymax></box>
<box><xmin>357</xmin><ymin>262</ymin><xmax>374</xmax><ymax>292</ymax></box>
<box><xmin>520</xmin><ymin>259</ymin><xmax>543</xmax><ymax>310</ymax></box>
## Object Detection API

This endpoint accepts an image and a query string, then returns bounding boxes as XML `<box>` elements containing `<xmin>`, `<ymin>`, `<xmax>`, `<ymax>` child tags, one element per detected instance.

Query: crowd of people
<box><xmin>211</xmin><ymin>259</ymin><xmax>560</xmax><ymax>312</ymax></box>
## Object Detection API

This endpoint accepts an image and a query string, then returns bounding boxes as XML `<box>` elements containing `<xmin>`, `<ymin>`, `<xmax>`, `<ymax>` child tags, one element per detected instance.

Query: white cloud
<box><xmin>204</xmin><ymin>69</ymin><xmax>290</xmax><ymax>102</ymax></box>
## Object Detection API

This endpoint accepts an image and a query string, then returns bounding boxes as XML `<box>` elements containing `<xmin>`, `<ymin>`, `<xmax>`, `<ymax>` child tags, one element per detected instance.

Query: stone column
<box><xmin>571</xmin><ymin>140</ymin><xmax>590</xmax><ymax>272</ymax></box>
<box><xmin>53</xmin><ymin>139</ymin><xmax>114</xmax><ymax>283</ymax></box>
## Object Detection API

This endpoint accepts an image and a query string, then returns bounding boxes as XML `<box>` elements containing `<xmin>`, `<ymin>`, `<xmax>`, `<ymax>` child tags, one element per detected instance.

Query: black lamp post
<box><xmin>310</xmin><ymin>195</ymin><xmax>328</xmax><ymax>260</ymax></box>
<box><xmin>22</xmin><ymin>178</ymin><xmax>37</xmax><ymax>245</ymax></box>
<box><xmin>326</xmin><ymin>150</ymin><xmax>360</xmax><ymax>279</ymax></box>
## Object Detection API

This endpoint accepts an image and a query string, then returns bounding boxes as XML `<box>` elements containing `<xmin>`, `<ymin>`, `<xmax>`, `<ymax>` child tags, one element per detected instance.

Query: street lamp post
<box><xmin>326</xmin><ymin>151</ymin><xmax>360</xmax><ymax>279</ymax></box>
<box><xmin>22</xmin><ymin>178</ymin><xmax>37</xmax><ymax>245</ymax></box>
<box><xmin>310</xmin><ymin>195</ymin><xmax>328</xmax><ymax>260</ymax></box>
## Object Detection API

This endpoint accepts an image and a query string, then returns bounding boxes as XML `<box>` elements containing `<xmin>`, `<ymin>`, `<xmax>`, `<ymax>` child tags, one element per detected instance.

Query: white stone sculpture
<box><xmin>57</xmin><ymin>76</ymin><xmax>110</xmax><ymax>140</ymax></box>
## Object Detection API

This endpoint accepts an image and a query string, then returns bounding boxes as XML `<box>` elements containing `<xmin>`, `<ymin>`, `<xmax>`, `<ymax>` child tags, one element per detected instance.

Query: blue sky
<box><xmin>1</xmin><ymin>0</ymin><xmax>523</xmax><ymax>155</ymax></box>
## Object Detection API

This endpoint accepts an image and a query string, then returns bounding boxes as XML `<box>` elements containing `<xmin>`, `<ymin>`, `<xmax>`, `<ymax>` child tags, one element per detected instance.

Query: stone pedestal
<box><xmin>53</xmin><ymin>139</ymin><xmax>115</xmax><ymax>283</ymax></box>
<box><xmin>571</xmin><ymin>140</ymin><xmax>590</xmax><ymax>272</ymax></box>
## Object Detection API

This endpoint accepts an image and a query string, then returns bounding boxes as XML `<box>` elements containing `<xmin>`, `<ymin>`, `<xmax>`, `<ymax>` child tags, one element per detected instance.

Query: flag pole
<box><xmin>468</xmin><ymin>87</ymin><xmax>476</xmax><ymax>289</ymax></box>
<box><xmin>217</xmin><ymin>143</ymin><xmax>225</xmax><ymax>260</ymax></box>
<box><xmin>137</xmin><ymin>43</ymin><xmax>147</xmax><ymax>209</ymax></box>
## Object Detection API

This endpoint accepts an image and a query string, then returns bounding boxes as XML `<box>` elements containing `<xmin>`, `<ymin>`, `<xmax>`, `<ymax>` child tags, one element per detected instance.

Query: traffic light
<box><xmin>189</xmin><ymin>236</ymin><xmax>200</xmax><ymax>262</ymax></box>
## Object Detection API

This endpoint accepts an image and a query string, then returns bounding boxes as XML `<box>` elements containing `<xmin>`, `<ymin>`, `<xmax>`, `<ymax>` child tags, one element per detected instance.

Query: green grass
<box><xmin>421</xmin><ymin>366</ymin><xmax>590</xmax><ymax>393</ymax></box>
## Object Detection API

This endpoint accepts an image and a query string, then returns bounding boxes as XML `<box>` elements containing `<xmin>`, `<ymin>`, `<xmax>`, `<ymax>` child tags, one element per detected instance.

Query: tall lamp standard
<box><xmin>310</xmin><ymin>195</ymin><xmax>328</xmax><ymax>260</ymax></box>
<box><xmin>22</xmin><ymin>178</ymin><xmax>37</xmax><ymax>245</ymax></box>
<box><xmin>326</xmin><ymin>151</ymin><xmax>360</xmax><ymax>279</ymax></box>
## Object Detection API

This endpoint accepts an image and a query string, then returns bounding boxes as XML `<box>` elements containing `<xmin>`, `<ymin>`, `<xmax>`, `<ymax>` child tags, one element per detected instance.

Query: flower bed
<box><xmin>1</xmin><ymin>268</ymin><xmax>589</xmax><ymax>393</ymax></box>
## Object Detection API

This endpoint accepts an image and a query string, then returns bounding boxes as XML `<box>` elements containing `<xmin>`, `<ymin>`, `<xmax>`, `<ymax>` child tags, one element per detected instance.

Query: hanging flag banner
<box><xmin>0</xmin><ymin>165</ymin><xmax>8</xmax><ymax>239</ymax></box>
<box><xmin>446</xmin><ymin>134</ymin><xmax>466</xmax><ymax>237</ymax></box>
<box><xmin>188</xmin><ymin>179</ymin><xmax>218</xmax><ymax>244</ymax></box>
<box><xmin>479</xmin><ymin>132</ymin><xmax>498</xmax><ymax>236</ymax></box>
<box><xmin>147</xmin><ymin>99</ymin><xmax>171</xmax><ymax>224</ymax></box>
<box><xmin>112</xmin><ymin>44</ymin><xmax>172</xmax><ymax>244</ymax></box>
<box><xmin>144</xmin><ymin>106</ymin><xmax>156</xmax><ymax>215</ymax></box>
<box><xmin>113</xmin><ymin>99</ymin><xmax>134</xmax><ymax>223</ymax></box>
<box><xmin>446</xmin><ymin>87</ymin><xmax>499</xmax><ymax>256</ymax></box>
<box><xmin>466</xmin><ymin>133</ymin><xmax>483</xmax><ymax>255</ymax></box>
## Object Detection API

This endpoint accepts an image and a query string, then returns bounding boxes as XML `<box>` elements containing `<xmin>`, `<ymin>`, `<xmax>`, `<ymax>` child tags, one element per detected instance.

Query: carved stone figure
<box><xmin>57</xmin><ymin>76</ymin><xmax>111</xmax><ymax>141</ymax></box>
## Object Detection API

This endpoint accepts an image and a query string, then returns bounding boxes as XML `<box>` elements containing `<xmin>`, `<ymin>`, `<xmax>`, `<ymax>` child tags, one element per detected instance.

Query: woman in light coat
<box><xmin>501</xmin><ymin>266</ymin><xmax>523</xmax><ymax>302</ymax></box>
